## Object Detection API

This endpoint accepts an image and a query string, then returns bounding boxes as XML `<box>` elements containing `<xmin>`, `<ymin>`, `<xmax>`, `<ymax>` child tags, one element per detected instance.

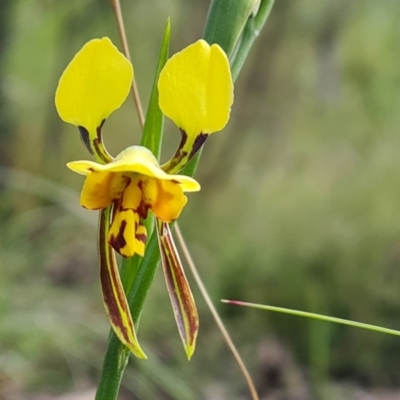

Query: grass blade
<box><xmin>222</xmin><ymin>300</ymin><xmax>400</xmax><ymax>337</ymax></box>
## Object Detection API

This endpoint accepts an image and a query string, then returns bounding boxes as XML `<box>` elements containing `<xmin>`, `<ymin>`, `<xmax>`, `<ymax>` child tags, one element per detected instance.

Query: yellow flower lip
<box><xmin>67</xmin><ymin>145</ymin><xmax>201</xmax><ymax>192</ymax></box>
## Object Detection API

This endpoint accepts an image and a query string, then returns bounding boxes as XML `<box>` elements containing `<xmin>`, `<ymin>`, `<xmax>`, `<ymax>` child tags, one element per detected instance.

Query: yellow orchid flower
<box><xmin>67</xmin><ymin>146</ymin><xmax>200</xmax><ymax>257</ymax></box>
<box><xmin>55</xmin><ymin>36</ymin><xmax>233</xmax><ymax>360</ymax></box>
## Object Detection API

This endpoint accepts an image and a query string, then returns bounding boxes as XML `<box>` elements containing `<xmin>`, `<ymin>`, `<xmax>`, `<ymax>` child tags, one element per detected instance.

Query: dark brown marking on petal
<box><xmin>78</xmin><ymin>126</ymin><xmax>94</xmax><ymax>157</ymax></box>
<box><xmin>179</xmin><ymin>128</ymin><xmax>188</xmax><ymax>146</ymax></box>
<box><xmin>176</xmin><ymin>130</ymin><xmax>188</xmax><ymax>162</ymax></box>
<box><xmin>135</xmin><ymin>233</ymin><xmax>147</xmax><ymax>243</ymax></box>
<box><xmin>118</xmin><ymin>203</ymin><xmax>149</xmax><ymax>217</ymax></box>
<box><xmin>171</xmin><ymin>179</ymin><xmax>179</xmax><ymax>184</ymax></box>
<box><xmin>189</xmin><ymin>133</ymin><xmax>209</xmax><ymax>160</ymax></box>
<box><xmin>109</xmin><ymin>219</ymin><xmax>127</xmax><ymax>254</ymax></box>
<box><xmin>137</xmin><ymin>179</ymin><xmax>145</xmax><ymax>192</ymax></box>
<box><xmin>168</xmin><ymin>150</ymin><xmax>188</xmax><ymax>171</ymax></box>
<box><xmin>177</xmin><ymin>151</ymin><xmax>188</xmax><ymax>163</ymax></box>
<box><xmin>78</xmin><ymin>121</ymin><xmax>110</xmax><ymax>163</ymax></box>
<box><xmin>118</xmin><ymin>176</ymin><xmax>132</xmax><ymax>200</ymax></box>
<box><xmin>136</xmin><ymin>200</ymin><xmax>150</xmax><ymax>219</ymax></box>
<box><xmin>94</xmin><ymin>120</ymin><xmax>105</xmax><ymax>150</ymax></box>
<box><xmin>162</xmin><ymin>130</ymin><xmax>209</xmax><ymax>174</ymax></box>
<box><xmin>133</xmin><ymin>220</ymin><xmax>147</xmax><ymax>244</ymax></box>
<box><xmin>122</xmin><ymin>175</ymin><xmax>132</xmax><ymax>187</ymax></box>
<box><xmin>93</xmin><ymin>138</ymin><xmax>109</xmax><ymax>163</ymax></box>
<box><xmin>134</xmin><ymin>180</ymin><xmax>150</xmax><ymax>218</ymax></box>
<box><xmin>111</xmin><ymin>199</ymin><xmax>121</xmax><ymax>220</ymax></box>
<box><xmin>162</xmin><ymin>130</ymin><xmax>189</xmax><ymax>172</ymax></box>
<box><xmin>114</xmin><ymin>178</ymin><xmax>134</xmax><ymax>214</ymax></box>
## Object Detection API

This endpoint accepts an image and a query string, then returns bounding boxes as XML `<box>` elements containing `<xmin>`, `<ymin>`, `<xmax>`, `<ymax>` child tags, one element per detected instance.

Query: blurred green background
<box><xmin>2</xmin><ymin>0</ymin><xmax>400</xmax><ymax>399</ymax></box>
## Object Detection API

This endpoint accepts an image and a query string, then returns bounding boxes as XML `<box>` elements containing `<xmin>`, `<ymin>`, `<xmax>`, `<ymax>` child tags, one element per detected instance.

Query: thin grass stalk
<box><xmin>175</xmin><ymin>226</ymin><xmax>259</xmax><ymax>400</ymax></box>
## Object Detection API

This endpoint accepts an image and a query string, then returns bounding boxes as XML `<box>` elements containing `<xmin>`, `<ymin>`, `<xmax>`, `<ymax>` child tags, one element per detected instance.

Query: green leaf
<box><xmin>222</xmin><ymin>300</ymin><xmax>400</xmax><ymax>337</ymax></box>
<box><xmin>203</xmin><ymin>0</ymin><xmax>256</xmax><ymax>56</ymax></box>
<box><xmin>140</xmin><ymin>18</ymin><xmax>170</xmax><ymax>240</ymax></box>
<box><xmin>231</xmin><ymin>0</ymin><xmax>275</xmax><ymax>80</ymax></box>
<box><xmin>140</xmin><ymin>18</ymin><xmax>170</xmax><ymax>159</ymax></box>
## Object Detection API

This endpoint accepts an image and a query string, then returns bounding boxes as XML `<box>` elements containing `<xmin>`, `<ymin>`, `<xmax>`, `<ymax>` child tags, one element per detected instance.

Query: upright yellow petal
<box><xmin>158</xmin><ymin>40</ymin><xmax>233</xmax><ymax>137</ymax></box>
<box><xmin>55</xmin><ymin>37</ymin><xmax>133</xmax><ymax>134</ymax></box>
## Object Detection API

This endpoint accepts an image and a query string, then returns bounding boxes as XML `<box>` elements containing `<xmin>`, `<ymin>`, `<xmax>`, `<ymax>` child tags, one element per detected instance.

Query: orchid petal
<box><xmin>157</xmin><ymin>221</ymin><xmax>199</xmax><ymax>359</ymax></box>
<box><xmin>158</xmin><ymin>40</ymin><xmax>233</xmax><ymax>173</ymax></box>
<box><xmin>55</xmin><ymin>37</ymin><xmax>133</xmax><ymax>135</ymax></box>
<box><xmin>143</xmin><ymin>178</ymin><xmax>188</xmax><ymax>222</ymax></box>
<box><xmin>99</xmin><ymin>207</ymin><xmax>147</xmax><ymax>359</ymax></box>
<box><xmin>67</xmin><ymin>146</ymin><xmax>201</xmax><ymax>192</ymax></box>
<box><xmin>79</xmin><ymin>171</ymin><xmax>129</xmax><ymax>210</ymax></box>
<box><xmin>158</xmin><ymin>39</ymin><xmax>233</xmax><ymax>137</ymax></box>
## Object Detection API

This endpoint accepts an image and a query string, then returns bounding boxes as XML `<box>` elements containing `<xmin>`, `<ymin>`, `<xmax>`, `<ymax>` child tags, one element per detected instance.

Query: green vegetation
<box><xmin>2</xmin><ymin>0</ymin><xmax>400</xmax><ymax>398</ymax></box>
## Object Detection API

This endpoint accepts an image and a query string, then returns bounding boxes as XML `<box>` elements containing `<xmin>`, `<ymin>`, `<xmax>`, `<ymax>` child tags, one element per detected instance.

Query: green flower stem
<box><xmin>95</xmin><ymin>20</ymin><xmax>170</xmax><ymax>400</ymax></box>
<box><xmin>95</xmin><ymin>336</ymin><xmax>129</xmax><ymax>400</ymax></box>
<box><xmin>141</xmin><ymin>19</ymin><xmax>170</xmax><ymax>159</ymax></box>
<box><xmin>222</xmin><ymin>301</ymin><xmax>400</xmax><ymax>337</ymax></box>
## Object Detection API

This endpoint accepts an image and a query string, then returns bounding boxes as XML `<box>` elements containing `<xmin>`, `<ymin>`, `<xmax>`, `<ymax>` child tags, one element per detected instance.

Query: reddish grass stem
<box><xmin>111</xmin><ymin>0</ymin><xmax>145</xmax><ymax>127</ymax></box>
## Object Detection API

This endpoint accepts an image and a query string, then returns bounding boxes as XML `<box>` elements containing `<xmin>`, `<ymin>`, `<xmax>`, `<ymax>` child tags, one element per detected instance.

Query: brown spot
<box><xmin>93</xmin><ymin>138</ymin><xmax>109</xmax><ymax>163</ymax></box>
<box><xmin>135</xmin><ymin>233</ymin><xmax>147</xmax><ymax>243</ymax></box>
<box><xmin>137</xmin><ymin>179</ymin><xmax>145</xmax><ymax>191</ymax></box>
<box><xmin>78</xmin><ymin>126</ymin><xmax>93</xmax><ymax>156</ymax></box>
<box><xmin>163</xmin><ymin>130</ymin><xmax>189</xmax><ymax>171</ymax></box>
<box><xmin>135</xmin><ymin>180</ymin><xmax>151</xmax><ymax>218</ymax></box>
<box><xmin>136</xmin><ymin>200</ymin><xmax>150</xmax><ymax>218</ymax></box>
<box><xmin>78</xmin><ymin>122</ymin><xmax>109</xmax><ymax>163</ymax></box>
<box><xmin>120</xmin><ymin>175</ymin><xmax>132</xmax><ymax>192</ymax></box>
<box><xmin>109</xmin><ymin>219</ymin><xmax>127</xmax><ymax>253</ymax></box>
<box><xmin>189</xmin><ymin>133</ymin><xmax>208</xmax><ymax>159</ymax></box>
<box><xmin>179</xmin><ymin>128</ymin><xmax>188</xmax><ymax>143</ymax></box>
